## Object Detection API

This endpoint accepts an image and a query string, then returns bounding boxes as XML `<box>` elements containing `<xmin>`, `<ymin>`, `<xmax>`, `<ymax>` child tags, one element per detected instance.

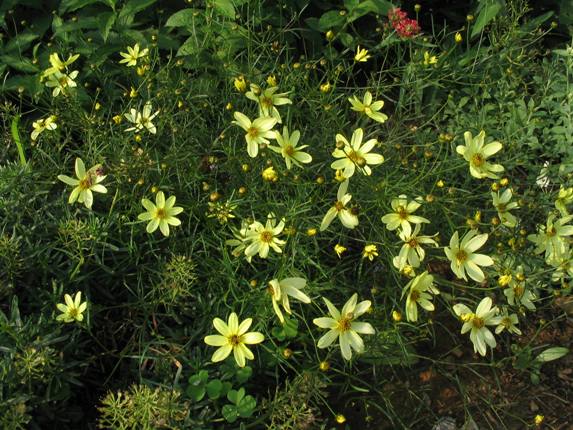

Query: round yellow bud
<box><xmin>282</xmin><ymin>348</ymin><xmax>293</xmax><ymax>359</ymax></box>
<box><xmin>335</xmin><ymin>414</ymin><xmax>346</xmax><ymax>424</ymax></box>
<box><xmin>392</xmin><ymin>310</ymin><xmax>402</xmax><ymax>322</ymax></box>
<box><xmin>306</xmin><ymin>228</ymin><xmax>317</xmax><ymax>237</ymax></box>
<box><xmin>436</xmin><ymin>180</ymin><xmax>445</xmax><ymax>188</ymax></box>
<box><xmin>499</xmin><ymin>177</ymin><xmax>509</xmax><ymax>186</ymax></box>
<box><xmin>319</xmin><ymin>361</ymin><xmax>330</xmax><ymax>371</ymax></box>
<box><xmin>316</xmin><ymin>175</ymin><xmax>325</xmax><ymax>185</ymax></box>
<box><xmin>249</xmin><ymin>279</ymin><xmax>257</xmax><ymax>287</ymax></box>
<box><xmin>414</xmin><ymin>4</ymin><xmax>421</xmax><ymax>12</ymax></box>
<box><xmin>491</xmin><ymin>216</ymin><xmax>500</xmax><ymax>226</ymax></box>
<box><xmin>151</xmin><ymin>186</ymin><xmax>158</xmax><ymax>193</ymax></box>
<box><xmin>238</xmin><ymin>186</ymin><xmax>247</xmax><ymax>195</ymax></box>
<box><xmin>455</xmin><ymin>32</ymin><xmax>463</xmax><ymax>43</ymax></box>
<box><xmin>137</xmin><ymin>178</ymin><xmax>144</xmax><ymax>185</ymax></box>
<box><xmin>491</xmin><ymin>182</ymin><xmax>500</xmax><ymax>191</ymax></box>
<box><xmin>262</xmin><ymin>166</ymin><xmax>278</xmax><ymax>182</ymax></box>
<box><xmin>467</xmin><ymin>14</ymin><xmax>474</xmax><ymax>22</ymax></box>
<box><xmin>326</xmin><ymin>30</ymin><xmax>335</xmax><ymax>41</ymax></box>
<box><xmin>209</xmin><ymin>192</ymin><xmax>221</xmax><ymax>202</ymax></box>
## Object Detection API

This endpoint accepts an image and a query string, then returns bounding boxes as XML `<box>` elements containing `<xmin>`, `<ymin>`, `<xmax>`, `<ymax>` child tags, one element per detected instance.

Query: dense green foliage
<box><xmin>1</xmin><ymin>0</ymin><xmax>572</xmax><ymax>429</ymax></box>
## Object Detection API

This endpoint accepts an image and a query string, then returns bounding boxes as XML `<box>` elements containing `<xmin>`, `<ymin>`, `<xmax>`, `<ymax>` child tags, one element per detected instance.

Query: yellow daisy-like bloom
<box><xmin>334</xmin><ymin>244</ymin><xmax>347</xmax><ymax>258</ymax></box>
<box><xmin>492</xmin><ymin>189</ymin><xmax>519</xmax><ymax>228</ymax></box>
<box><xmin>444</xmin><ymin>230</ymin><xmax>493</xmax><ymax>282</ymax></box>
<box><xmin>45</xmin><ymin>70</ymin><xmax>79</xmax><ymax>97</ymax></box>
<box><xmin>348</xmin><ymin>91</ymin><xmax>388</xmax><ymax>124</ymax></box>
<box><xmin>31</xmin><ymin>115</ymin><xmax>57</xmax><ymax>141</ymax></box>
<box><xmin>362</xmin><ymin>244</ymin><xmax>379</xmax><ymax>261</ymax></box>
<box><xmin>124</xmin><ymin>102</ymin><xmax>160</xmax><ymax>134</ymax></box>
<box><xmin>245</xmin><ymin>84</ymin><xmax>292</xmax><ymax>123</ymax></box>
<box><xmin>456</xmin><ymin>130</ymin><xmax>504</xmax><ymax>179</ymax></box>
<box><xmin>331</xmin><ymin>128</ymin><xmax>384</xmax><ymax>178</ymax></box>
<box><xmin>42</xmin><ymin>52</ymin><xmax>80</xmax><ymax>78</ymax></box>
<box><xmin>423</xmin><ymin>51</ymin><xmax>438</xmax><ymax>65</ymax></box>
<box><xmin>244</xmin><ymin>213</ymin><xmax>286</xmax><ymax>261</ymax></box>
<box><xmin>354</xmin><ymin>45</ymin><xmax>371</xmax><ymax>62</ymax></box>
<box><xmin>455</xmin><ymin>32</ymin><xmax>463</xmax><ymax>43</ymax></box>
<box><xmin>57</xmin><ymin>158</ymin><xmax>107</xmax><ymax>209</ymax></box>
<box><xmin>138</xmin><ymin>191</ymin><xmax>184</xmax><ymax>237</ymax></box>
<box><xmin>402</xmin><ymin>271</ymin><xmax>439</xmax><ymax>322</ymax></box>
<box><xmin>453</xmin><ymin>297</ymin><xmax>499</xmax><ymax>356</ymax></box>
<box><xmin>381</xmin><ymin>195</ymin><xmax>429</xmax><ymax>237</ymax></box>
<box><xmin>268</xmin><ymin>277</ymin><xmax>311</xmax><ymax>323</ymax></box>
<box><xmin>119</xmin><ymin>43</ymin><xmax>149</xmax><ymax>67</ymax></box>
<box><xmin>320</xmin><ymin>180</ymin><xmax>359</xmax><ymax>231</ymax></box>
<box><xmin>234</xmin><ymin>75</ymin><xmax>247</xmax><ymax>92</ymax></box>
<box><xmin>313</xmin><ymin>293</ymin><xmax>375</xmax><ymax>360</ymax></box>
<box><xmin>204</xmin><ymin>313</ymin><xmax>265</xmax><ymax>367</ymax></box>
<box><xmin>527</xmin><ymin>214</ymin><xmax>573</xmax><ymax>262</ymax></box>
<box><xmin>56</xmin><ymin>291</ymin><xmax>87</xmax><ymax>323</ymax></box>
<box><xmin>393</xmin><ymin>224</ymin><xmax>438</xmax><ymax>270</ymax></box>
<box><xmin>267</xmin><ymin>127</ymin><xmax>312</xmax><ymax>169</ymax></box>
<box><xmin>232</xmin><ymin>112</ymin><xmax>277</xmax><ymax>158</ymax></box>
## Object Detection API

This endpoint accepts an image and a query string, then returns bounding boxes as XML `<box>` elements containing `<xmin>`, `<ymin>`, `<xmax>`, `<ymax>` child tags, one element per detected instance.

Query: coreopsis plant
<box><xmin>313</xmin><ymin>293</ymin><xmax>375</xmax><ymax>361</ymax></box>
<box><xmin>320</xmin><ymin>180</ymin><xmax>359</xmax><ymax>231</ymax></box>
<box><xmin>204</xmin><ymin>313</ymin><xmax>264</xmax><ymax>368</ymax></box>
<box><xmin>348</xmin><ymin>91</ymin><xmax>388</xmax><ymax>123</ymax></box>
<box><xmin>225</xmin><ymin>221</ymin><xmax>251</xmax><ymax>257</ymax></box>
<box><xmin>555</xmin><ymin>186</ymin><xmax>573</xmax><ymax>215</ymax></box>
<box><xmin>124</xmin><ymin>102</ymin><xmax>159</xmax><ymax>134</ymax></box>
<box><xmin>232</xmin><ymin>112</ymin><xmax>277</xmax><ymax>158</ymax></box>
<box><xmin>354</xmin><ymin>45</ymin><xmax>371</xmax><ymax>62</ymax></box>
<box><xmin>402</xmin><ymin>271</ymin><xmax>439</xmax><ymax>322</ymax></box>
<box><xmin>393</xmin><ymin>224</ymin><xmax>438</xmax><ymax>270</ymax></box>
<box><xmin>245</xmin><ymin>84</ymin><xmax>292</xmax><ymax>123</ymax></box>
<box><xmin>381</xmin><ymin>195</ymin><xmax>429</xmax><ymax>237</ymax></box>
<box><xmin>267</xmin><ymin>127</ymin><xmax>312</xmax><ymax>169</ymax></box>
<box><xmin>528</xmin><ymin>214</ymin><xmax>573</xmax><ymax>262</ymax></box>
<box><xmin>492</xmin><ymin>189</ymin><xmax>519</xmax><ymax>227</ymax></box>
<box><xmin>41</xmin><ymin>52</ymin><xmax>80</xmax><ymax>78</ymax></box>
<box><xmin>31</xmin><ymin>115</ymin><xmax>57</xmax><ymax>140</ymax></box>
<box><xmin>119</xmin><ymin>43</ymin><xmax>149</xmax><ymax>67</ymax></box>
<box><xmin>331</xmin><ymin>128</ymin><xmax>384</xmax><ymax>178</ymax></box>
<box><xmin>453</xmin><ymin>297</ymin><xmax>499</xmax><ymax>356</ymax></box>
<box><xmin>444</xmin><ymin>230</ymin><xmax>493</xmax><ymax>282</ymax></box>
<box><xmin>494</xmin><ymin>311</ymin><xmax>522</xmax><ymax>335</ymax></box>
<box><xmin>502</xmin><ymin>268</ymin><xmax>536</xmax><ymax>310</ymax></box>
<box><xmin>456</xmin><ymin>130</ymin><xmax>504</xmax><ymax>179</ymax></box>
<box><xmin>244</xmin><ymin>213</ymin><xmax>286</xmax><ymax>261</ymax></box>
<box><xmin>138</xmin><ymin>191</ymin><xmax>183</xmax><ymax>237</ymax></box>
<box><xmin>362</xmin><ymin>244</ymin><xmax>379</xmax><ymax>261</ymax></box>
<box><xmin>56</xmin><ymin>291</ymin><xmax>87</xmax><ymax>323</ymax></box>
<box><xmin>267</xmin><ymin>277</ymin><xmax>311</xmax><ymax>323</ymax></box>
<box><xmin>57</xmin><ymin>158</ymin><xmax>107</xmax><ymax>209</ymax></box>
<box><xmin>45</xmin><ymin>70</ymin><xmax>79</xmax><ymax>97</ymax></box>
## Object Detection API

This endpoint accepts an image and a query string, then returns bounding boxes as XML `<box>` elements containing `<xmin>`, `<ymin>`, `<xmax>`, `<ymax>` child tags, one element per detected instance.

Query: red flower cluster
<box><xmin>388</xmin><ymin>8</ymin><xmax>421</xmax><ymax>38</ymax></box>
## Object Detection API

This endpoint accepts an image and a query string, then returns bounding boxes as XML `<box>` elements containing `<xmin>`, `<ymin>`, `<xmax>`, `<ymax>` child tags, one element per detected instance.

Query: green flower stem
<box><xmin>11</xmin><ymin>115</ymin><xmax>27</xmax><ymax>167</ymax></box>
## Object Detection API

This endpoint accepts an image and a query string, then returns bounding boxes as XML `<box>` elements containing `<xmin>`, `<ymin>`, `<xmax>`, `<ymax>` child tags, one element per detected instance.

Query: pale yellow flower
<box><xmin>138</xmin><ymin>191</ymin><xmax>183</xmax><ymax>237</ymax></box>
<box><xmin>331</xmin><ymin>128</ymin><xmax>384</xmax><ymax>178</ymax></box>
<box><xmin>453</xmin><ymin>297</ymin><xmax>499</xmax><ymax>356</ymax></box>
<box><xmin>313</xmin><ymin>293</ymin><xmax>375</xmax><ymax>360</ymax></box>
<box><xmin>456</xmin><ymin>130</ymin><xmax>504</xmax><ymax>179</ymax></box>
<box><xmin>232</xmin><ymin>112</ymin><xmax>277</xmax><ymax>158</ymax></box>
<box><xmin>204</xmin><ymin>313</ymin><xmax>264</xmax><ymax>367</ymax></box>
<box><xmin>268</xmin><ymin>277</ymin><xmax>311</xmax><ymax>323</ymax></box>
<box><xmin>444</xmin><ymin>230</ymin><xmax>493</xmax><ymax>282</ymax></box>
<box><xmin>381</xmin><ymin>195</ymin><xmax>429</xmax><ymax>237</ymax></box>
<box><xmin>243</xmin><ymin>213</ymin><xmax>286</xmax><ymax>261</ymax></box>
<box><xmin>354</xmin><ymin>45</ymin><xmax>371</xmax><ymax>62</ymax></box>
<box><xmin>362</xmin><ymin>244</ymin><xmax>379</xmax><ymax>261</ymax></box>
<box><xmin>57</xmin><ymin>158</ymin><xmax>107</xmax><ymax>209</ymax></box>
<box><xmin>348</xmin><ymin>91</ymin><xmax>388</xmax><ymax>123</ymax></box>
<box><xmin>245</xmin><ymin>84</ymin><xmax>292</xmax><ymax>123</ymax></box>
<box><xmin>119</xmin><ymin>43</ymin><xmax>149</xmax><ymax>67</ymax></box>
<box><xmin>267</xmin><ymin>127</ymin><xmax>312</xmax><ymax>169</ymax></box>
<box><xmin>56</xmin><ymin>291</ymin><xmax>87</xmax><ymax>323</ymax></box>
<box><xmin>31</xmin><ymin>115</ymin><xmax>57</xmax><ymax>140</ymax></box>
<box><xmin>320</xmin><ymin>180</ymin><xmax>358</xmax><ymax>231</ymax></box>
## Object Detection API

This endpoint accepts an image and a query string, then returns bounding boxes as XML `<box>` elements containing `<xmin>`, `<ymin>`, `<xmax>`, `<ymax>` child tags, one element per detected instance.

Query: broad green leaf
<box><xmin>5</xmin><ymin>33</ymin><xmax>39</xmax><ymax>53</ymax></box>
<box><xmin>99</xmin><ymin>12</ymin><xmax>116</xmax><ymax>42</ymax></box>
<box><xmin>118</xmin><ymin>0</ymin><xmax>156</xmax><ymax>20</ymax></box>
<box><xmin>0</xmin><ymin>55</ymin><xmax>39</xmax><ymax>73</ymax></box>
<box><xmin>177</xmin><ymin>35</ymin><xmax>201</xmax><ymax>56</ymax></box>
<box><xmin>535</xmin><ymin>347</ymin><xmax>569</xmax><ymax>363</ymax></box>
<box><xmin>214</xmin><ymin>0</ymin><xmax>236</xmax><ymax>19</ymax></box>
<box><xmin>59</xmin><ymin>0</ymin><xmax>111</xmax><ymax>14</ymax></box>
<box><xmin>206</xmin><ymin>379</ymin><xmax>223</xmax><ymax>399</ymax></box>
<box><xmin>318</xmin><ymin>10</ymin><xmax>346</xmax><ymax>31</ymax></box>
<box><xmin>520</xmin><ymin>11</ymin><xmax>554</xmax><ymax>33</ymax></box>
<box><xmin>348</xmin><ymin>0</ymin><xmax>393</xmax><ymax>22</ymax></box>
<box><xmin>470</xmin><ymin>0</ymin><xmax>502</xmax><ymax>38</ymax></box>
<box><xmin>235</xmin><ymin>366</ymin><xmax>252</xmax><ymax>383</ymax></box>
<box><xmin>165</xmin><ymin>8</ymin><xmax>201</xmax><ymax>27</ymax></box>
<box><xmin>227</xmin><ymin>387</ymin><xmax>245</xmax><ymax>404</ymax></box>
<box><xmin>222</xmin><ymin>404</ymin><xmax>238</xmax><ymax>423</ymax></box>
<box><xmin>237</xmin><ymin>395</ymin><xmax>256</xmax><ymax>417</ymax></box>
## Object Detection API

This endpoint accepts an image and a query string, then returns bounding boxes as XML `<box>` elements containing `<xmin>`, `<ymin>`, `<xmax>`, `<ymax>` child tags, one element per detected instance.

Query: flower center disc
<box><xmin>247</xmin><ymin>127</ymin><xmax>259</xmax><ymax>138</ymax></box>
<box><xmin>284</xmin><ymin>145</ymin><xmax>295</xmax><ymax>156</ymax></box>
<box><xmin>156</xmin><ymin>208</ymin><xmax>167</xmax><ymax>219</ymax></box>
<box><xmin>260</xmin><ymin>230</ymin><xmax>273</xmax><ymax>243</ymax></box>
<box><xmin>472</xmin><ymin>316</ymin><xmax>485</xmax><ymax>329</ymax></box>
<box><xmin>397</xmin><ymin>206</ymin><xmax>409</xmax><ymax>219</ymax></box>
<box><xmin>456</xmin><ymin>250</ymin><xmax>468</xmax><ymax>263</ymax></box>
<box><xmin>229</xmin><ymin>335</ymin><xmax>241</xmax><ymax>346</ymax></box>
<box><xmin>471</xmin><ymin>153</ymin><xmax>485</xmax><ymax>167</ymax></box>
<box><xmin>337</xmin><ymin>317</ymin><xmax>352</xmax><ymax>332</ymax></box>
